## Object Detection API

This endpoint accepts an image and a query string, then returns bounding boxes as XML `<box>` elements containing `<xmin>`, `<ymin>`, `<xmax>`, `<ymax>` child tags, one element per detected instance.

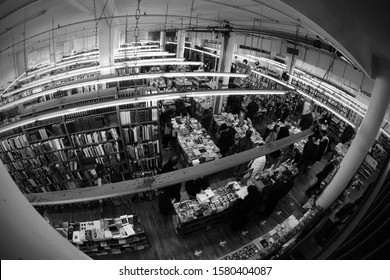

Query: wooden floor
<box><xmin>48</xmin><ymin>115</ymin><xmax>330</xmax><ymax>260</ymax></box>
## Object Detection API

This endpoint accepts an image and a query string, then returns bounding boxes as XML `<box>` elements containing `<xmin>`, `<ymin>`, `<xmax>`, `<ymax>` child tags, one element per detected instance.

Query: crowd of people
<box><xmin>157</xmin><ymin>95</ymin><xmax>354</xmax><ymax>232</ymax></box>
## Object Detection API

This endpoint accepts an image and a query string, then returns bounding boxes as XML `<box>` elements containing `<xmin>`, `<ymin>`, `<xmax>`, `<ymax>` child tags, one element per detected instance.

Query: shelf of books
<box><xmin>0</xmin><ymin>97</ymin><xmax>162</xmax><ymax>195</ymax></box>
<box><xmin>55</xmin><ymin>214</ymin><xmax>151</xmax><ymax>257</ymax></box>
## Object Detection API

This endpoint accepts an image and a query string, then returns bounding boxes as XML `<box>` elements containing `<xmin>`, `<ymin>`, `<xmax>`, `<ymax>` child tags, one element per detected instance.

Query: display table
<box><xmin>172</xmin><ymin>181</ymin><xmax>245</xmax><ymax>237</ymax></box>
<box><xmin>212</xmin><ymin>112</ymin><xmax>264</xmax><ymax>144</ymax></box>
<box><xmin>220</xmin><ymin>206</ymin><xmax>322</xmax><ymax>260</ymax></box>
<box><xmin>55</xmin><ymin>214</ymin><xmax>150</xmax><ymax>256</ymax></box>
<box><xmin>173</xmin><ymin>77</ymin><xmax>193</xmax><ymax>90</ymax></box>
<box><xmin>172</xmin><ymin>116</ymin><xmax>222</xmax><ymax>166</ymax></box>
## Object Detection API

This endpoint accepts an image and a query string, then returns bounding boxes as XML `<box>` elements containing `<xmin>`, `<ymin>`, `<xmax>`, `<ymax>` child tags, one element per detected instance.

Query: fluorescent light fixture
<box><xmin>380</xmin><ymin>128</ymin><xmax>390</xmax><ymax>139</ymax></box>
<box><xmin>114</xmin><ymin>52</ymin><xmax>176</xmax><ymax>59</ymax></box>
<box><xmin>0</xmin><ymin>72</ymin><xmax>248</xmax><ymax>111</ymax></box>
<box><xmin>295</xmin><ymin>89</ymin><xmax>356</xmax><ymax>128</ymax></box>
<box><xmin>116</xmin><ymin>48</ymin><xmax>163</xmax><ymax>54</ymax></box>
<box><xmin>235</xmin><ymin>54</ymin><xmax>256</xmax><ymax>62</ymax></box>
<box><xmin>0</xmin><ymin>119</ymin><xmax>36</xmax><ymax>133</ymax></box>
<box><xmin>248</xmin><ymin>54</ymin><xmax>286</xmax><ymax>69</ymax></box>
<box><xmin>291</xmin><ymin>75</ymin><xmax>366</xmax><ymax>116</ymax></box>
<box><xmin>203</xmin><ymin>46</ymin><xmax>219</xmax><ymax>52</ymax></box>
<box><xmin>1</xmin><ymin>72</ymin><xmax>26</xmax><ymax>96</ymax></box>
<box><xmin>0</xmin><ymin>89</ymin><xmax>285</xmax><ymax>132</ymax></box>
<box><xmin>184</xmin><ymin>47</ymin><xmax>220</xmax><ymax>58</ymax></box>
<box><xmin>251</xmin><ymin>70</ymin><xmax>295</xmax><ymax>90</ymax></box>
<box><xmin>61</xmin><ymin>51</ymin><xmax>100</xmax><ymax>61</ymax></box>
<box><xmin>19</xmin><ymin>58</ymin><xmax>99</xmax><ymax>84</ymax></box>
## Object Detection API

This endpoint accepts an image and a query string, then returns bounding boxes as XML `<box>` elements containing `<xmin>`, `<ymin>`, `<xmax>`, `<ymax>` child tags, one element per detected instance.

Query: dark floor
<box><xmin>49</xmin><ymin>114</ymin><xmax>330</xmax><ymax>260</ymax></box>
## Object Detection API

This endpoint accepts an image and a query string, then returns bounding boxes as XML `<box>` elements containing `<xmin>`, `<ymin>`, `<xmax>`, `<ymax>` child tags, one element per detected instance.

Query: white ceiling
<box><xmin>0</xmin><ymin>0</ymin><xmax>389</xmax><ymax>77</ymax></box>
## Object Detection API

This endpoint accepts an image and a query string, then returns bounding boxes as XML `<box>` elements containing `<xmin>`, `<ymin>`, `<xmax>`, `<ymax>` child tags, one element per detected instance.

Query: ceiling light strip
<box><xmin>296</xmin><ymin>89</ymin><xmax>356</xmax><ymax>128</ymax></box>
<box><xmin>3</xmin><ymin>58</ymin><xmax>188</xmax><ymax>98</ymax></box>
<box><xmin>0</xmin><ymin>72</ymin><xmax>248</xmax><ymax>111</ymax></box>
<box><xmin>251</xmin><ymin>70</ymin><xmax>295</xmax><ymax>90</ymax></box>
<box><xmin>290</xmin><ymin>75</ymin><xmax>366</xmax><ymax>116</ymax></box>
<box><xmin>0</xmin><ymin>89</ymin><xmax>285</xmax><ymax>132</ymax></box>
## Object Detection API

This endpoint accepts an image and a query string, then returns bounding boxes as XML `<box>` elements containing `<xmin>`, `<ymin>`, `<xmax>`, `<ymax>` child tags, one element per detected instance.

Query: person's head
<box><xmin>285</xmin><ymin>123</ymin><xmax>292</xmax><ymax>130</ymax></box>
<box><xmin>247</xmin><ymin>185</ymin><xmax>259</xmax><ymax>196</ymax></box>
<box><xmin>167</xmin><ymin>156</ymin><xmax>179</xmax><ymax>167</ymax></box>
<box><xmin>272</xmin><ymin>124</ymin><xmax>280</xmax><ymax>133</ymax></box>
<box><xmin>220</xmin><ymin>123</ymin><xmax>228</xmax><ymax>132</ymax></box>
<box><xmin>246</xmin><ymin>129</ymin><xmax>253</xmax><ymax>138</ymax></box>
<box><xmin>282</xmin><ymin>170</ymin><xmax>293</xmax><ymax>180</ymax></box>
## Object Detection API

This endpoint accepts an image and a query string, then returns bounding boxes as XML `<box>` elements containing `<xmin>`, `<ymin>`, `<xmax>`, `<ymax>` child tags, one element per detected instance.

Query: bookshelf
<box><xmin>0</xmin><ymin>92</ymin><xmax>162</xmax><ymax>195</ymax></box>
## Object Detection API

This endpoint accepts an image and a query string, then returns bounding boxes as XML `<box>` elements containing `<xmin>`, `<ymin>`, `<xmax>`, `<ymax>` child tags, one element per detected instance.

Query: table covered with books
<box><xmin>172</xmin><ymin>181</ymin><xmax>248</xmax><ymax>237</ymax></box>
<box><xmin>220</xmin><ymin>206</ymin><xmax>322</xmax><ymax>260</ymax></box>
<box><xmin>171</xmin><ymin>116</ymin><xmax>222</xmax><ymax>166</ymax></box>
<box><xmin>212</xmin><ymin>112</ymin><xmax>264</xmax><ymax>144</ymax></box>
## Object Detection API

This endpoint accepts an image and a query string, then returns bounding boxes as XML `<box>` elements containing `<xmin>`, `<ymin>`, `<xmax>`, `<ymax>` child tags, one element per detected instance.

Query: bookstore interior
<box><xmin>0</xmin><ymin>0</ymin><xmax>389</xmax><ymax>260</ymax></box>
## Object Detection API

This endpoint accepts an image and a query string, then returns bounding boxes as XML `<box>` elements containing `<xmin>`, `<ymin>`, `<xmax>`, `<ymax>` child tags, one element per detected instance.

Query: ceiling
<box><xmin>0</xmin><ymin>0</ymin><xmax>389</xmax><ymax>78</ymax></box>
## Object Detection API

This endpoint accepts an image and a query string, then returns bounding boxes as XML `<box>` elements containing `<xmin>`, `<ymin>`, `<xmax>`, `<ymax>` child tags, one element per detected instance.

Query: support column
<box><xmin>0</xmin><ymin>161</ymin><xmax>90</xmax><ymax>259</ymax></box>
<box><xmin>285</xmin><ymin>54</ymin><xmax>296</xmax><ymax>84</ymax></box>
<box><xmin>176</xmin><ymin>30</ymin><xmax>185</xmax><ymax>59</ymax></box>
<box><xmin>317</xmin><ymin>63</ymin><xmax>390</xmax><ymax>211</ymax></box>
<box><xmin>160</xmin><ymin>30</ymin><xmax>166</xmax><ymax>51</ymax></box>
<box><xmin>98</xmin><ymin>21</ymin><xmax>115</xmax><ymax>75</ymax></box>
<box><xmin>213</xmin><ymin>32</ymin><xmax>236</xmax><ymax>114</ymax></box>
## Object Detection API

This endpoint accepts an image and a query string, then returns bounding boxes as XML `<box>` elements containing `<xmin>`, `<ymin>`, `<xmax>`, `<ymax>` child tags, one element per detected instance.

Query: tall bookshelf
<box><xmin>0</xmin><ymin>93</ymin><xmax>162</xmax><ymax>195</ymax></box>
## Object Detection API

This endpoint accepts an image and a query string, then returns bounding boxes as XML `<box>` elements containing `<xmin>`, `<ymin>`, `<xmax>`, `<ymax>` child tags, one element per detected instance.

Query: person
<box><xmin>226</xmin><ymin>95</ymin><xmax>243</xmax><ymax>115</ymax></box>
<box><xmin>201</xmin><ymin>108</ymin><xmax>213</xmax><ymax>131</ymax></box>
<box><xmin>305</xmin><ymin>156</ymin><xmax>341</xmax><ymax>197</ymax></box>
<box><xmin>161</xmin><ymin>156</ymin><xmax>181</xmax><ymax>202</ymax></box>
<box><xmin>233</xmin><ymin>130</ymin><xmax>254</xmax><ymax>177</ymax></box>
<box><xmin>245</xmin><ymin>98</ymin><xmax>259</xmax><ymax>122</ymax></box>
<box><xmin>265</xmin><ymin>125</ymin><xmax>279</xmax><ymax>143</ymax></box>
<box><xmin>297</xmin><ymin>136</ymin><xmax>320</xmax><ymax>175</ymax></box>
<box><xmin>185</xmin><ymin>176</ymin><xmax>210</xmax><ymax>199</ymax></box>
<box><xmin>340</xmin><ymin>124</ymin><xmax>355</xmax><ymax>144</ymax></box>
<box><xmin>162</xmin><ymin>121</ymin><xmax>173</xmax><ymax>149</ymax></box>
<box><xmin>174</xmin><ymin>99</ymin><xmax>187</xmax><ymax>116</ymax></box>
<box><xmin>248</xmin><ymin>152</ymin><xmax>266</xmax><ymax>178</ymax></box>
<box><xmin>261</xmin><ymin>170</ymin><xmax>294</xmax><ymax>218</ymax></box>
<box><xmin>271</xmin><ymin>123</ymin><xmax>291</xmax><ymax>158</ymax></box>
<box><xmin>299</xmin><ymin>112</ymin><xmax>314</xmax><ymax>130</ymax></box>
<box><xmin>316</xmin><ymin>131</ymin><xmax>330</xmax><ymax>161</ymax></box>
<box><xmin>218</xmin><ymin>123</ymin><xmax>236</xmax><ymax>157</ymax></box>
<box><xmin>230</xmin><ymin>185</ymin><xmax>262</xmax><ymax>231</ymax></box>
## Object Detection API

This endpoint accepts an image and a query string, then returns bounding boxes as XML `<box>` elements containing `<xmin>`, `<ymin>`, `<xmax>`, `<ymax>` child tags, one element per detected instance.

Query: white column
<box><xmin>317</xmin><ymin>64</ymin><xmax>390</xmax><ymax>210</ymax></box>
<box><xmin>160</xmin><ymin>30</ymin><xmax>166</xmax><ymax>51</ymax></box>
<box><xmin>213</xmin><ymin>33</ymin><xmax>236</xmax><ymax>114</ymax></box>
<box><xmin>98</xmin><ymin>21</ymin><xmax>115</xmax><ymax>75</ymax></box>
<box><xmin>0</xmin><ymin>161</ymin><xmax>90</xmax><ymax>259</ymax></box>
<box><xmin>176</xmin><ymin>30</ymin><xmax>185</xmax><ymax>59</ymax></box>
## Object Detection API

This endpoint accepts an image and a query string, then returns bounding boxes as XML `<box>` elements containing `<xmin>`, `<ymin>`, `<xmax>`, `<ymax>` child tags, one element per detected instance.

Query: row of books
<box><xmin>65</xmin><ymin>115</ymin><xmax>106</xmax><ymax>133</ymax></box>
<box><xmin>0</xmin><ymin>135</ymin><xmax>29</xmax><ymax>152</ymax></box>
<box><xmin>126</xmin><ymin>140</ymin><xmax>160</xmax><ymax>160</ymax></box>
<box><xmin>129</xmin><ymin>157</ymin><xmax>160</xmax><ymax>172</ymax></box>
<box><xmin>120</xmin><ymin>109</ymin><xmax>158</xmax><ymax>125</ymax></box>
<box><xmin>123</xmin><ymin>124</ymin><xmax>159</xmax><ymax>144</ymax></box>
<box><xmin>66</xmin><ymin>107</ymin><xmax>116</xmax><ymax>119</ymax></box>
<box><xmin>70</xmin><ymin>129</ymin><xmax>120</xmax><ymax>146</ymax></box>
<box><xmin>79</xmin><ymin>143</ymin><xmax>121</xmax><ymax>158</ymax></box>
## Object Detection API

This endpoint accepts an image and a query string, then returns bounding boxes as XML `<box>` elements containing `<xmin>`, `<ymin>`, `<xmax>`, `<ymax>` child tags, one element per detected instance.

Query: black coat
<box><xmin>301</xmin><ymin>140</ymin><xmax>319</xmax><ymax>164</ymax></box>
<box><xmin>276</xmin><ymin>126</ymin><xmax>290</xmax><ymax>140</ymax></box>
<box><xmin>218</xmin><ymin>127</ymin><xmax>236</xmax><ymax>154</ymax></box>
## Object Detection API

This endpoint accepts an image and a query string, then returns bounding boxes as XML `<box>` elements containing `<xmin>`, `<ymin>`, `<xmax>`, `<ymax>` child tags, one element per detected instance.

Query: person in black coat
<box><xmin>218</xmin><ymin>123</ymin><xmax>236</xmax><ymax>157</ymax></box>
<box><xmin>245</xmin><ymin>98</ymin><xmax>259</xmax><ymax>122</ymax></box>
<box><xmin>299</xmin><ymin>112</ymin><xmax>314</xmax><ymax>130</ymax></box>
<box><xmin>201</xmin><ymin>108</ymin><xmax>213</xmax><ymax>131</ymax></box>
<box><xmin>306</xmin><ymin>156</ymin><xmax>341</xmax><ymax>196</ymax></box>
<box><xmin>271</xmin><ymin>123</ymin><xmax>292</xmax><ymax>158</ymax></box>
<box><xmin>233</xmin><ymin>130</ymin><xmax>254</xmax><ymax>177</ymax></box>
<box><xmin>316</xmin><ymin>131</ymin><xmax>330</xmax><ymax>162</ymax></box>
<box><xmin>159</xmin><ymin>156</ymin><xmax>181</xmax><ymax>214</ymax></box>
<box><xmin>185</xmin><ymin>177</ymin><xmax>210</xmax><ymax>199</ymax></box>
<box><xmin>261</xmin><ymin>170</ymin><xmax>294</xmax><ymax>218</ymax></box>
<box><xmin>231</xmin><ymin>185</ymin><xmax>262</xmax><ymax>231</ymax></box>
<box><xmin>297</xmin><ymin>136</ymin><xmax>320</xmax><ymax>175</ymax></box>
